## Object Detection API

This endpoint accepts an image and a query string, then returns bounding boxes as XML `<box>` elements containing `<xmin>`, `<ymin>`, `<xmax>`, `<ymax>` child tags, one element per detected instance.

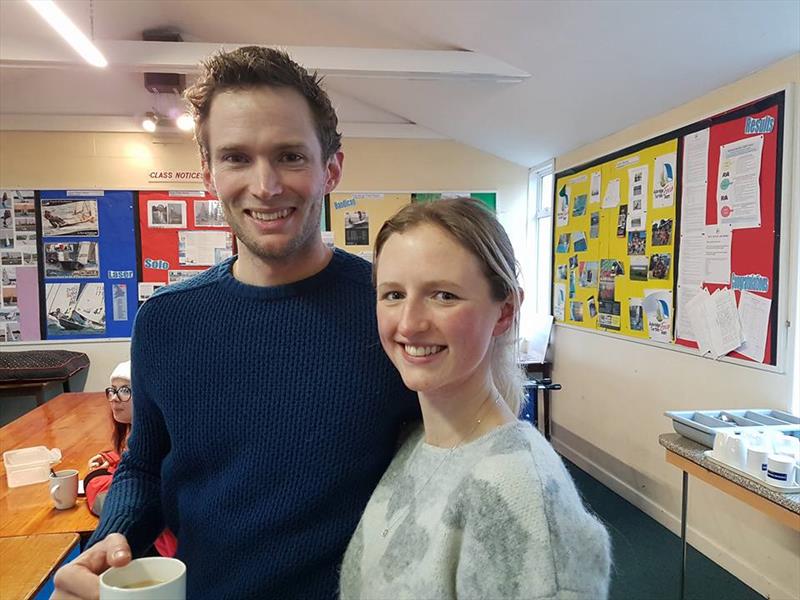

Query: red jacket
<box><xmin>85</xmin><ymin>451</ymin><xmax>178</xmax><ymax>558</ymax></box>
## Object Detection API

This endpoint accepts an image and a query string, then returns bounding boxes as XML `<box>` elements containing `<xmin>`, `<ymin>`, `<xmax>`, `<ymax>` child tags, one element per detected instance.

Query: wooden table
<box><xmin>0</xmin><ymin>533</ymin><xmax>80</xmax><ymax>599</ymax></box>
<box><xmin>659</xmin><ymin>433</ymin><xmax>800</xmax><ymax>600</ymax></box>
<box><xmin>1</xmin><ymin>392</ymin><xmax>109</xmax><ymax>537</ymax></box>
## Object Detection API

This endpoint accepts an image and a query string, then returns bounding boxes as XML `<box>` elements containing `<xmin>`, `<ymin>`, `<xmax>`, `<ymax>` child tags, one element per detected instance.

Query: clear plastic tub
<box><xmin>3</xmin><ymin>446</ymin><xmax>62</xmax><ymax>488</ymax></box>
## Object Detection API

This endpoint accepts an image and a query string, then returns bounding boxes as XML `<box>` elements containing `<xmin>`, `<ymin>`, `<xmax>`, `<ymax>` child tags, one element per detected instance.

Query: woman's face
<box><xmin>109</xmin><ymin>377</ymin><xmax>133</xmax><ymax>424</ymax></box>
<box><xmin>375</xmin><ymin>224</ymin><xmax>512</xmax><ymax>400</ymax></box>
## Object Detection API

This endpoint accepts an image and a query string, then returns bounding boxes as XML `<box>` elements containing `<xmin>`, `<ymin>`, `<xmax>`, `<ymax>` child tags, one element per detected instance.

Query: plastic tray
<box><xmin>703</xmin><ymin>451</ymin><xmax>800</xmax><ymax>494</ymax></box>
<box><xmin>3</xmin><ymin>446</ymin><xmax>62</xmax><ymax>488</ymax></box>
<box><xmin>665</xmin><ymin>409</ymin><xmax>800</xmax><ymax>448</ymax></box>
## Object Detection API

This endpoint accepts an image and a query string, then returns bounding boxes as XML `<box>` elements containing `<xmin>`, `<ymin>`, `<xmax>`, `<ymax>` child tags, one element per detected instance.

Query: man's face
<box><xmin>203</xmin><ymin>86</ymin><xmax>342</xmax><ymax>263</ymax></box>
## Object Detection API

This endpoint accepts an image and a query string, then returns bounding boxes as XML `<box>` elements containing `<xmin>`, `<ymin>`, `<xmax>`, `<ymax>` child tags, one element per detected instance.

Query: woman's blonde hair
<box><xmin>373</xmin><ymin>198</ymin><xmax>526</xmax><ymax>415</ymax></box>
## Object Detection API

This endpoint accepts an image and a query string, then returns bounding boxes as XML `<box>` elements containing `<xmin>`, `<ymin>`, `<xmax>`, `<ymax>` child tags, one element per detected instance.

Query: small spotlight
<box><xmin>176</xmin><ymin>113</ymin><xmax>193</xmax><ymax>132</ymax></box>
<box><xmin>142</xmin><ymin>112</ymin><xmax>158</xmax><ymax>132</ymax></box>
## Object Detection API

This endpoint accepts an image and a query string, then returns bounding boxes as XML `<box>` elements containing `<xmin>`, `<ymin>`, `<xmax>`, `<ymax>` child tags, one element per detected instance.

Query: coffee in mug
<box><xmin>99</xmin><ymin>557</ymin><xmax>186</xmax><ymax>599</ymax></box>
<box><xmin>120</xmin><ymin>580</ymin><xmax>165</xmax><ymax>589</ymax></box>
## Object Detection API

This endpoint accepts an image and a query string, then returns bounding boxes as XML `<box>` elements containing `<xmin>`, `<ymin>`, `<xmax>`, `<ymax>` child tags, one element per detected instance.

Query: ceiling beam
<box><xmin>0</xmin><ymin>39</ymin><xmax>530</xmax><ymax>83</ymax></box>
<box><xmin>0</xmin><ymin>113</ymin><xmax>446</xmax><ymax>139</ymax></box>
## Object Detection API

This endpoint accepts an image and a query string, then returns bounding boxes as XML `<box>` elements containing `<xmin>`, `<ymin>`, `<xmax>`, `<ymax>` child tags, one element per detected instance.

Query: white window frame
<box><xmin>524</xmin><ymin>159</ymin><xmax>555</xmax><ymax>320</ymax></box>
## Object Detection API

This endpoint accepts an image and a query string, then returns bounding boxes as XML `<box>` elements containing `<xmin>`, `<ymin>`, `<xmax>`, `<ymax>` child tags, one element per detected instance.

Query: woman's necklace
<box><xmin>381</xmin><ymin>390</ymin><xmax>501</xmax><ymax>538</ymax></box>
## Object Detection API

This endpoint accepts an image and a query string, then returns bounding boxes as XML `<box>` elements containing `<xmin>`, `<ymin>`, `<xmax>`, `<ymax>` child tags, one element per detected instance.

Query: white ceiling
<box><xmin>1</xmin><ymin>0</ymin><xmax>798</xmax><ymax>167</ymax></box>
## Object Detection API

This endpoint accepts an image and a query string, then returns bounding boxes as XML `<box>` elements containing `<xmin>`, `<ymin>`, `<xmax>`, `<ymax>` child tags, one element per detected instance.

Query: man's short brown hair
<box><xmin>184</xmin><ymin>46</ymin><xmax>342</xmax><ymax>162</ymax></box>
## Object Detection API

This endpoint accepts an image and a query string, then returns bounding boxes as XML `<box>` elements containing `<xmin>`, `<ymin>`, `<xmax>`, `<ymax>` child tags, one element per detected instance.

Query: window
<box><xmin>523</xmin><ymin>160</ymin><xmax>554</xmax><ymax>323</ymax></box>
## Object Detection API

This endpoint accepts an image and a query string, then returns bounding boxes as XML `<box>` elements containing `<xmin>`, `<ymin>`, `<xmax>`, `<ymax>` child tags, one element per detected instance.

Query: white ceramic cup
<box><xmin>712</xmin><ymin>431</ymin><xmax>730</xmax><ymax>460</ymax></box>
<box><xmin>765</xmin><ymin>454</ymin><xmax>797</xmax><ymax>487</ymax></box>
<box><xmin>746</xmin><ymin>447</ymin><xmax>770</xmax><ymax>480</ymax></box>
<box><xmin>49</xmin><ymin>469</ymin><xmax>79</xmax><ymax>510</ymax></box>
<box><xmin>724</xmin><ymin>434</ymin><xmax>748</xmax><ymax>469</ymax></box>
<box><xmin>773</xmin><ymin>434</ymin><xmax>800</xmax><ymax>461</ymax></box>
<box><xmin>100</xmin><ymin>557</ymin><xmax>186</xmax><ymax>600</ymax></box>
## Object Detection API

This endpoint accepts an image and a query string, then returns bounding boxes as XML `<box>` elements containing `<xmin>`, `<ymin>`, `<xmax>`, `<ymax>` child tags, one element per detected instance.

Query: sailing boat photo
<box><xmin>44</xmin><ymin>241</ymin><xmax>100</xmax><ymax>278</ymax></box>
<box><xmin>45</xmin><ymin>282</ymin><xmax>105</xmax><ymax>335</ymax></box>
<box><xmin>41</xmin><ymin>199</ymin><xmax>99</xmax><ymax>237</ymax></box>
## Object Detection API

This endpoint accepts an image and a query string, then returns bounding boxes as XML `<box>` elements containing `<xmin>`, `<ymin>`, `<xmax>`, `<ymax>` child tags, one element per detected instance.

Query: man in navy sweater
<box><xmin>53</xmin><ymin>46</ymin><xmax>417</xmax><ymax>599</ymax></box>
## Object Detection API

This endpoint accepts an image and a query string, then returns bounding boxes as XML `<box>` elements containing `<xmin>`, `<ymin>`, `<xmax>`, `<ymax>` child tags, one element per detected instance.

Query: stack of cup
<box><xmin>743</xmin><ymin>432</ymin><xmax>770</xmax><ymax>481</ymax></box>
<box><xmin>712</xmin><ymin>430</ymin><xmax>799</xmax><ymax>488</ymax></box>
<box><xmin>712</xmin><ymin>431</ymin><xmax>748</xmax><ymax>471</ymax></box>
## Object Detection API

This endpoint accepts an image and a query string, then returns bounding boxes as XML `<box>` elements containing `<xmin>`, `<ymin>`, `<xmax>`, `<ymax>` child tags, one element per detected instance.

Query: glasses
<box><xmin>105</xmin><ymin>385</ymin><xmax>132</xmax><ymax>402</ymax></box>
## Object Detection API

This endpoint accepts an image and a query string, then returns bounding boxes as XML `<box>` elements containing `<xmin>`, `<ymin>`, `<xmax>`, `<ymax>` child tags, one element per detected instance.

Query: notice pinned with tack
<box><xmin>602</xmin><ymin>179</ymin><xmax>620</xmax><ymax>209</ymax></box>
<box><xmin>736</xmin><ymin>291</ymin><xmax>771</xmax><ymax>363</ymax></box>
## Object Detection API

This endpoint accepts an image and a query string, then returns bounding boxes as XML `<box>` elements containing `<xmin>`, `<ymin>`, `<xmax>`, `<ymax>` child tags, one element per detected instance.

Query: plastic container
<box><xmin>3</xmin><ymin>446</ymin><xmax>62</xmax><ymax>488</ymax></box>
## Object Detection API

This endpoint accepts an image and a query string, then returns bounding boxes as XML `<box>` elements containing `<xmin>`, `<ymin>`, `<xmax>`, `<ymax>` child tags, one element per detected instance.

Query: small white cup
<box><xmin>773</xmin><ymin>434</ymin><xmax>800</xmax><ymax>461</ymax></box>
<box><xmin>724</xmin><ymin>434</ymin><xmax>748</xmax><ymax>469</ymax></box>
<box><xmin>100</xmin><ymin>557</ymin><xmax>186</xmax><ymax>600</ymax></box>
<box><xmin>49</xmin><ymin>469</ymin><xmax>79</xmax><ymax>510</ymax></box>
<box><xmin>766</xmin><ymin>454</ymin><xmax>797</xmax><ymax>487</ymax></box>
<box><xmin>712</xmin><ymin>431</ymin><xmax>730</xmax><ymax>460</ymax></box>
<box><xmin>746</xmin><ymin>447</ymin><xmax>770</xmax><ymax>480</ymax></box>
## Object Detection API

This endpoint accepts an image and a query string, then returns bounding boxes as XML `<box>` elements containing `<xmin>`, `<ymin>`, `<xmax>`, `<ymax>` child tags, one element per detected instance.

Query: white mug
<box><xmin>724</xmin><ymin>434</ymin><xmax>748</xmax><ymax>469</ymax></box>
<box><xmin>100</xmin><ymin>557</ymin><xmax>186</xmax><ymax>600</ymax></box>
<box><xmin>746</xmin><ymin>447</ymin><xmax>770</xmax><ymax>480</ymax></box>
<box><xmin>49</xmin><ymin>469</ymin><xmax>79</xmax><ymax>510</ymax></box>
<box><xmin>766</xmin><ymin>454</ymin><xmax>796</xmax><ymax>487</ymax></box>
<box><xmin>772</xmin><ymin>434</ymin><xmax>800</xmax><ymax>461</ymax></box>
<box><xmin>712</xmin><ymin>431</ymin><xmax>730</xmax><ymax>460</ymax></box>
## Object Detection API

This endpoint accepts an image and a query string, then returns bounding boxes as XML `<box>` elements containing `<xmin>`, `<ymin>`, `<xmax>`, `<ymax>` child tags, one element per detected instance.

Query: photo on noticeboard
<box><xmin>45</xmin><ymin>282</ymin><xmax>105</xmax><ymax>336</ymax></box>
<box><xmin>651</xmin><ymin>218</ymin><xmax>673</xmax><ymax>247</ymax></box>
<box><xmin>344</xmin><ymin>210</ymin><xmax>369</xmax><ymax>246</ymax></box>
<box><xmin>627</xmin><ymin>231</ymin><xmax>646</xmax><ymax>256</ymax></box>
<box><xmin>629</xmin><ymin>300</ymin><xmax>644</xmax><ymax>331</ymax></box>
<box><xmin>42</xmin><ymin>199</ymin><xmax>99</xmax><ymax>237</ymax></box>
<box><xmin>630</xmin><ymin>256</ymin><xmax>648</xmax><ymax>282</ymax></box>
<box><xmin>572</xmin><ymin>194</ymin><xmax>587</xmax><ymax>217</ymax></box>
<box><xmin>194</xmin><ymin>200</ymin><xmax>227</xmax><ymax>228</ymax></box>
<box><xmin>590</xmin><ymin>212</ymin><xmax>600</xmax><ymax>239</ymax></box>
<box><xmin>649</xmin><ymin>253</ymin><xmax>671</xmax><ymax>280</ymax></box>
<box><xmin>148</xmin><ymin>200</ymin><xmax>187</xmax><ymax>229</ymax></box>
<box><xmin>617</xmin><ymin>205</ymin><xmax>628</xmax><ymax>237</ymax></box>
<box><xmin>570</xmin><ymin>301</ymin><xmax>584</xmax><ymax>322</ymax></box>
<box><xmin>44</xmin><ymin>242</ymin><xmax>100</xmax><ymax>279</ymax></box>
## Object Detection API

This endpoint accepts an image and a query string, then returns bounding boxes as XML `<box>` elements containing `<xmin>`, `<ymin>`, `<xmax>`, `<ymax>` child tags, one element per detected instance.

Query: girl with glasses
<box><xmin>84</xmin><ymin>360</ymin><xmax>177</xmax><ymax>557</ymax></box>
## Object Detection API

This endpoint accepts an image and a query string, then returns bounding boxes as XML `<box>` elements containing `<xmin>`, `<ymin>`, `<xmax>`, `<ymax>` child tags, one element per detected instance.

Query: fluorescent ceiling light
<box><xmin>27</xmin><ymin>0</ymin><xmax>107</xmax><ymax>68</ymax></box>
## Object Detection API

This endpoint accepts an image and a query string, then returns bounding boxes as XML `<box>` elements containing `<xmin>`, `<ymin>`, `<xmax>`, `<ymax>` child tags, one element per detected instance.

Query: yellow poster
<box><xmin>329</xmin><ymin>193</ymin><xmax>411</xmax><ymax>256</ymax></box>
<box><xmin>552</xmin><ymin>139</ymin><xmax>678</xmax><ymax>342</ymax></box>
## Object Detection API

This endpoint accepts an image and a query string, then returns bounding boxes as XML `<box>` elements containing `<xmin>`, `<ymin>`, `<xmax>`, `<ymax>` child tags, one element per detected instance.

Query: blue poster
<box><xmin>40</xmin><ymin>190</ymin><xmax>138</xmax><ymax>339</ymax></box>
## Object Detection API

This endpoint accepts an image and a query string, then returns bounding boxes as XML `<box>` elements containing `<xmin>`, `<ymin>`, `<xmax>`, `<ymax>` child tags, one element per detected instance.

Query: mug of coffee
<box><xmin>100</xmin><ymin>557</ymin><xmax>186</xmax><ymax>600</ymax></box>
<box><xmin>49</xmin><ymin>469</ymin><xmax>79</xmax><ymax>510</ymax></box>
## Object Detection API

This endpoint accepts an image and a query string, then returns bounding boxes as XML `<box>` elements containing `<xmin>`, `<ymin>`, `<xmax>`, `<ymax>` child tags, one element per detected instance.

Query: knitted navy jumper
<box><xmin>88</xmin><ymin>249</ymin><xmax>418</xmax><ymax>599</ymax></box>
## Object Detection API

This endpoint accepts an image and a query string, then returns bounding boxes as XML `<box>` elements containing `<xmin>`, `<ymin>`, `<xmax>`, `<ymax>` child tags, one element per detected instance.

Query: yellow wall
<box><xmin>552</xmin><ymin>53</ymin><xmax>800</xmax><ymax>599</ymax></box>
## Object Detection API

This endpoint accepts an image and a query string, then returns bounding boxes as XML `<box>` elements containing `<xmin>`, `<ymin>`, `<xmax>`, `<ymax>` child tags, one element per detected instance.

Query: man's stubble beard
<box><xmin>223</xmin><ymin>195</ymin><xmax>324</xmax><ymax>261</ymax></box>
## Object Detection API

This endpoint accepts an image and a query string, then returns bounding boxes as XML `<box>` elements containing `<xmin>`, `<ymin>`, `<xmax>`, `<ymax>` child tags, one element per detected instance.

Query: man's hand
<box><xmin>51</xmin><ymin>533</ymin><xmax>131</xmax><ymax>600</ymax></box>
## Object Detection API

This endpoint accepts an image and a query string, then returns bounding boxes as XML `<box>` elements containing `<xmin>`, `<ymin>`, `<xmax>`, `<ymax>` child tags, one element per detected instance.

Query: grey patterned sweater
<box><xmin>340</xmin><ymin>421</ymin><xmax>611</xmax><ymax>600</ymax></box>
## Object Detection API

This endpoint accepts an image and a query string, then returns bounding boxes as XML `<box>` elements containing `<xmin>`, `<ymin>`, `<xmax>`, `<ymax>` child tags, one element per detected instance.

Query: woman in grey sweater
<box><xmin>340</xmin><ymin>198</ymin><xmax>611</xmax><ymax>599</ymax></box>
